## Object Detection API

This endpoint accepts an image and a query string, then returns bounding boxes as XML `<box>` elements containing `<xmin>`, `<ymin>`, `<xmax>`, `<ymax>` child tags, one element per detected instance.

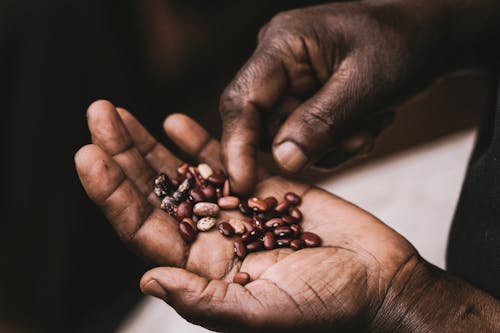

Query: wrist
<box><xmin>370</xmin><ymin>255</ymin><xmax>500</xmax><ymax>332</ymax></box>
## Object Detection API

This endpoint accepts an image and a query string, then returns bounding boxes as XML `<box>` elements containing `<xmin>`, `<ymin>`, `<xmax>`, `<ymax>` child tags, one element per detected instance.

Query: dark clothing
<box><xmin>448</xmin><ymin>69</ymin><xmax>500</xmax><ymax>299</ymax></box>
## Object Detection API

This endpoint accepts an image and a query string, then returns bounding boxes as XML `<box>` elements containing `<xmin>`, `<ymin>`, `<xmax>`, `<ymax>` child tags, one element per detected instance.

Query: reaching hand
<box><xmin>75</xmin><ymin>100</ymin><xmax>423</xmax><ymax>332</ymax></box>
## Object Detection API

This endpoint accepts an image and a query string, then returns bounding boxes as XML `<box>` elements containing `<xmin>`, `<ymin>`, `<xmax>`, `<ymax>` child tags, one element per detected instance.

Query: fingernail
<box><xmin>142</xmin><ymin>280</ymin><xmax>168</xmax><ymax>300</ymax></box>
<box><xmin>273</xmin><ymin>141</ymin><xmax>308</xmax><ymax>173</ymax></box>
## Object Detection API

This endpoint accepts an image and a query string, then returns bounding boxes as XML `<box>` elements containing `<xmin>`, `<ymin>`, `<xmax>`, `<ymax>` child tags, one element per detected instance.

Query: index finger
<box><xmin>220</xmin><ymin>50</ymin><xmax>287</xmax><ymax>195</ymax></box>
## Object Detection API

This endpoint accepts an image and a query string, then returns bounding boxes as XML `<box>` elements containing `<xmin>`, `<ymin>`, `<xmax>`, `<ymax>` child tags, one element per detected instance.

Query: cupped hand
<box><xmin>75</xmin><ymin>100</ymin><xmax>419</xmax><ymax>332</ymax></box>
<box><xmin>220</xmin><ymin>1</ymin><xmax>448</xmax><ymax>193</ymax></box>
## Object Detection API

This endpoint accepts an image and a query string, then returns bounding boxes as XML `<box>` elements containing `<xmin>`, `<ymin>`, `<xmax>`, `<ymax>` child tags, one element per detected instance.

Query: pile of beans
<box><xmin>154</xmin><ymin>162</ymin><xmax>322</xmax><ymax>284</ymax></box>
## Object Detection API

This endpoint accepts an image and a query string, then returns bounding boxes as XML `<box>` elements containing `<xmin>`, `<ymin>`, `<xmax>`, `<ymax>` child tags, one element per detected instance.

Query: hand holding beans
<box><xmin>76</xmin><ymin>100</ymin><xmax>426</xmax><ymax>333</ymax></box>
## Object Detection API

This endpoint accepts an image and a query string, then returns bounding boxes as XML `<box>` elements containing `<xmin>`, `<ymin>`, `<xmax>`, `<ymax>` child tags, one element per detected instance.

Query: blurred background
<box><xmin>0</xmin><ymin>0</ymin><xmax>493</xmax><ymax>332</ymax></box>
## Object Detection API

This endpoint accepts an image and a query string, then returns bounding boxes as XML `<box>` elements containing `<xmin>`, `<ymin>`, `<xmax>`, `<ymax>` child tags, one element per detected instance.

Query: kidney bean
<box><xmin>197</xmin><ymin>163</ymin><xmax>214</xmax><ymax>179</ymax></box>
<box><xmin>263</xmin><ymin>232</ymin><xmax>275</xmax><ymax>250</ymax></box>
<box><xmin>276</xmin><ymin>238</ymin><xmax>293</xmax><ymax>247</ymax></box>
<box><xmin>216</xmin><ymin>188</ymin><xmax>223</xmax><ymax>199</ymax></box>
<box><xmin>290</xmin><ymin>239</ymin><xmax>305</xmax><ymax>251</ymax></box>
<box><xmin>248</xmin><ymin>198</ymin><xmax>268</xmax><ymax>212</ymax></box>
<box><xmin>241</xmin><ymin>220</ymin><xmax>254</xmax><ymax>233</ymax></box>
<box><xmin>284</xmin><ymin>192</ymin><xmax>302</xmax><ymax>206</ymax></box>
<box><xmin>264</xmin><ymin>196</ymin><xmax>278</xmax><ymax>210</ymax></box>
<box><xmin>181</xmin><ymin>217</ymin><xmax>197</xmax><ymax>232</ymax></box>
<box><xmin>246</xmin><ymin>240</ymin><xmax>263</xmax><ymax>252</ymax></box>
<box><xmin>218</xmin><ymin>222</ymin><xmax>234</xmax><ymax>237</ymax></box>
<box><xmin>290</xmin><ymin>224</ymin><xmax>301</xmax><ymax>238</ymax></box>
<box><xmin>300</xmin><ymin>232</ymin><xmax>321</xmax><ymax>247</ymax></box>
<box><xmin>193</xmin><ymin>202</ymin><xmax>219</xmax><ymax>217</ymax></box>
<box><xmin>289</xmin><ymin>207</ymin><xmax>302</xmax><ymax>221</ymax></box>
<box><xmin>275</xmin><ymin>201</ymin><xmax>290</xmax><ymax>214</ymax></box>
<box><xmin>218</xmin><ymin>196</ymin><xmax>240</xmax><ymax>210</ymax></box>
<box><xmin>228</xmin><ymin>219</ymin><xmax>246</xmax><ymax>234</ymax></box>
<box><xmin>234</xmin><ymin>239</ymin><xmax>246</xmax><ymax>259</ymax></box>
<box><xmin>189</xmin><ymin>188</ymin><xmax>206</xmax><ymax>203</ymax></box>
<box><xmin>179</xmin><ymin>221</ymin><xmax>196</xmax><ymax>243</ymax></box>
<box><xmin>241</xmin><ymin>230</ymin><xmax>260</xmax><ymax>244</ymax></box>
<box><xmin>233</xmin><ymin>272</ymin><xmax>250</xmax><ymax>285</ymax></box>
<box><xmin>197</xmin><ymin>217</ymin><xmax>217</xmax><ymax>231</ymax></box>
<box><xmin>264</xmin><ymin>218</ymin><xmax>284</xmax><ymax>229</ymax></box>
<box><xmin>176</xmin><ymin>201</ymin><xmax>193</xmax><ymax>221</ymax></box>
<box><xmin>282</xmin><ymin>215</ymin><xmax>298</xmax><ymax>224</ymax></box>
<box><xmin>238</xmin><ymin>201</ymin><xmax>252</xmax><ymax>216</ymax></box>
<box><xmin>257</xmin><ymin>210</ymin><xmax>280</xmax><ymax>221</ymax></box>
<box><xmin>207</xmin><ymin>173</ymin><xmax>226</xmax><ymax>186</ymax></box>
<box><xmin>252</xmin><ymin>216</ymin><xmax>265</xmax><ymax>230</ymax></box>
<box><xmin>201</xmin><ymin>185</ymin><xmax>216</xmax><ymax>201</ymax></box>
<box><xmin>177</xmin><ymin>163</ymin><xmax>189</xmax><ymax>176</ymax></box>
<box><xmin>223</xmin><ymin>180</ymin><xmax>231</xmax><ymax>197</ymax></box>
<box><xmin>274</xmin><ymin>226</ymin><xmax>293</xmax><ymax>237</ymax></box>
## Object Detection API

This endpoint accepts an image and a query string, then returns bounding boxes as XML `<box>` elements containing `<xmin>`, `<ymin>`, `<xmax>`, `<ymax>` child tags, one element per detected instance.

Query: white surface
<box><xmin>118</xmin><ymin>130</ymin><xmax>476</xmax><ymax>333</ymax></box>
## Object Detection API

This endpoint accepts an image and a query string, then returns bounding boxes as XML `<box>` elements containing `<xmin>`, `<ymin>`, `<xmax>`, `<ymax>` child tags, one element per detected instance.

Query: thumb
<box><xmin>271</xmin><ymin>59</ymin><xmax>374</xmax><ymax>173</ymax></box>
<box><xmin>140</xmin><ymin>267</ymin><xmax>262</xmax><ymax>331</ymax></box>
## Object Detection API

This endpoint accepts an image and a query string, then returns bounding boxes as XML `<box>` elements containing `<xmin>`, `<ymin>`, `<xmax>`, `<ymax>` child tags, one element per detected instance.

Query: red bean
<box><xmin>207</xmin><ymin>173</ymin><xmax>226</xmax><ymax>186</ymax></box>
<box><xmin>252</xmin><ymin>216</ymin><xmax>265</xmax><ymax>230</ymax></box>
<box><xmin>257</xmin><ymin>210</ymin><xmax>280</xmax><ymax>221</ymax></box>
<box><xmin>241</xmin><ymin>230</ymin><xmax>258</xmax><ymax>244</ymax></box>
<box><xmin>300</xmin><ymin>232</ymin><xmax>321</xmax><ymax>247</ymax></box>
<box><xmin>223</xmin><ymin>179</ymin><xmax>231</xmax><ymax>197</ymax></box>
<box><xmin>274</xmin><ymin>226</ymin><xmax>293</xmax><ymax>237</ymax></box>
<box><xmin>290</xmin><ymin>239</ymin><xmax>305</xmax><ymax>251</ymax></box>
<box><xmin>263</xmin><ymin>232</ymin><xmax>275</xmax><ymax>250</ymax></box>
<box><xmin>275</xmin><ymin>201</ymin><xmax>290</xmax><ymax>214</ymax></box>
<box><xmin>176</xmin><ymin>201</ymin><xmax>193</xmax><ymax>221</ymax></box>
<box><xmin>289</xmin><ymin>207</ymin><xmax>302</xmax><ymax>221</ymax></box>
<box><xmin>177</xmin><ymin>163</ymin><xmax>189</xmax><ymax>176</ymax></box>
<box><xmin>248</xmin><ymin>198</ymin><xmax>268</xmax><ymax>212</ymax></box>
<box><xmin>241</xmin><ymin>220</ymin><xmax>254</xmax><ymax>233</ymax></box>
<box><xmin>264</xmin><ymin>218</ymin><xmax>284</xmax><ymax>229</ymax></box>
<box><xmin>181</xmin><ymin>217</ymin><xmax>197</xmax><ymax>232</ymax></box>
<box><xmin>284</xmin><ymin>192</ymin><xmax>301</xmax><ymax>206</ymax></box>
<box><xmin>218</xmin><ymin>222</ymin><xmax>234</xmax><ymax>237</ymax></box>
<box><xmin>234</xmin><ymin>239</ymin><xmax>246</xmax><ymax>259</ymax></box>
<box><xmin>276</xmin><ymin>238</ymin><xmax>293</xmax><ymax>247</ymax></box>
<box><xmin>233</xmin><ymin>272</ymin><xmax>250</xmax><ymax>285</ymax></box>
<box><xmin>282</xmin><ymin>215</ymin><xmax>298</xmax><ymax>224</ymax></box>
<box><xmin>189</xmin><ymin>188</ymin><xmax>206</xmax><ymax>203</ymax></box>
<box><xmin>218</xmin><ymin>196</ymin><xmax>240</xmax><ymax>210</ymax></box>
<box><xmin>246</xmin><ymin>240</ymin><xmax>263</xmax><ymax>252</ymax></box>
<box><xmin>201</xmin><ymin>185</ymin><xmax>216</xmax><ymax>201</ymax></box>
<box><xmin>264</xmin><ymin>196</ymin><xmax>278</xmax><ymax>210</ymax></box>
<box><xmin>290</xmin><ymin>224</ymin><xmax>301</xmax><ymax>238</ymax></box>
<box><xmin>179</xmin><ymin>221</ymin><xmax>196</xmax><ymax>243</ymax></box>
<box><xmin>239</xmin><ymin>201</ymin><xmax>252</xmax><ymax>216</ymax></box>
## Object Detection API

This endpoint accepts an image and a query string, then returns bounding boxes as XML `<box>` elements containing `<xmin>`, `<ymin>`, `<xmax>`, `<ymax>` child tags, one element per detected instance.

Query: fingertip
<box><xmin>87</xmin><ymin>99</ymin><xmax>116</xmax><ymax>119</ymax></box>
<box><xmin>74</xmin><ymin>144</ymin><xmax>102</xmax><ymax>171</ymax></box>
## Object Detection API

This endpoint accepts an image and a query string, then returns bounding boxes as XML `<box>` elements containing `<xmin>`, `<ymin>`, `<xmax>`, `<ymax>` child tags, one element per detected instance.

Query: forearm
<box><xmin>372</xmin><ymin>257</ymin><xmax>500</xmax><ymax>332</ymax></box>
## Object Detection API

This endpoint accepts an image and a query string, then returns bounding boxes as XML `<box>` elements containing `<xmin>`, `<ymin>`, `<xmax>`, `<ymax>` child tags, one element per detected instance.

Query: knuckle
<box><xmin>302</xmin><ymin>103</ymin><xmax>337</xmax><ymax>134</ymax></box>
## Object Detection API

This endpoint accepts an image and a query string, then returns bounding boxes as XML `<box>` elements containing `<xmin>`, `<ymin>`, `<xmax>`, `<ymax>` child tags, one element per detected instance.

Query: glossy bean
<box><xmin>176</xmin><ymin>201</ymin><xmax>193</xmax><ymax>221</ymax></box>
<box><xmin>275</xmin><ymin>201</ymin><xmax>290</xmax><ymax>214</ymax></box>
<box><xmin>263</xmin><ymin>232</ymin><xmax>275</xmax><ymax>250</ymax></box>
<box><xmin>290</xmin><ymin>224</ymin><xmax>301</xmax><ymax>238</ymax></box>
<box><xmin>241</xmin><ymin>220</ymin><xmax>254</xmax><ymax>233</ymax></box>
<box><xmin>276</xmin><ymin>238</ymin><xmax>293</xmax><ymax>247</ymax></box>
<box><xmin>290</xmin><ymin>239</ymin><xmax>305</xmax><ymax>251</ymax></box>
<box><xmin>246</xmin><ymin>240</ymin><xmax>263</xmax><ymax>252</ymax></box>
<box><xmin>264</xmin><ymin>196</ymin><xmax>278</xmax><ymax>210</ymax></box>
<box><xmin>181</xmin><ymin>217</ymin><xmax>197</xmax><ymax>232</ymax></box>
<box><xmin>189</xmin><ymin>188</ymin><xmax>206</xmax><ymax>203</ymax></box>
<box><xmin>284</xmin><ymin>192</ymin><xmax>302</xmax><ymax>206</ymax></box>
<box><xmin>289</xmin><ymin>207</ymin><xmax>302</xmax><ymax>221</ymax></box>
<box><xmin>238</xmin><ymin>201</ymin><xmax>252</xmax><ymax>216</ymax></box>
<box><xmin>300</xmin><ymin>232</ymin><xmax>322</xmax><ymax>247</ymax></box>
<box><xmin>234</xmin><ymin>239</ymin><xmax>246</xmax><ymax>259</ymax></box>
<box><xmin>274</xmin><ymin>226</ymin><xmax>293</xmax><ymax>237</ymax></box>
<box><xmin>264</xmin><ymin>218</ymin><xmax>284</xmax><ymax>229</ymax></box>
<box><xmin>201</xmin><ymin>185</ymin><xmax>216</xmax><ymax>201</ymax></box>
<box><xmin>233</xmin><ymin>272</ymin><xmax>250</xmax><ymax>285</ymax></box>
<box><xmin>207</xmin><ymin>173</ymin><xmax>226</xmax><ymax>186</ymax></box>
<box><xmin>223</xmin><ymin>179</ymin><xmax>231</xmax><ymax>197</ymax></box>
<box><xmin>247</xmin><ymin>198</ymin><xmax>268</xmax><ymax>212</ymax></box>
<box><xmin>179</xmin><ymin>221</ymin><xmax>196</xmax><ymax>243</ymax></box>
<box><xmin>218</xmin><ymin>222</ymin><xmax>234</xmax><ymax>237</ymax></box>
<box><xmin>218</xmin><ymin>196</ymin><xmax>240</xmax><ymax>210</ymax></box>
<box><xmin>177</xmin><ymin>163</ymin><xmax>189</xmax><ymax>176</ymax></box>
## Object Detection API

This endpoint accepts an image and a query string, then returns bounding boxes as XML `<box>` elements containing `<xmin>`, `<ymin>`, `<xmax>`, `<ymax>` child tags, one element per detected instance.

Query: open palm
<box><xmin>75</xmin><ymin>100</ymin><xmax>418</xmax><ymax>332</ymax></box>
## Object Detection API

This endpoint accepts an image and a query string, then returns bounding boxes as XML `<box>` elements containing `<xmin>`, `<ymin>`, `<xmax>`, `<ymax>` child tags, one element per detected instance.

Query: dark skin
<box><xmin>75</xmin><ymin>100</ymin><xmax>500</xmax><ymax>332</ymax></box>
<box><xmin>219</xmin><ymin>0</ymin><xmax>500</xmax><ymax>194</ymax></box>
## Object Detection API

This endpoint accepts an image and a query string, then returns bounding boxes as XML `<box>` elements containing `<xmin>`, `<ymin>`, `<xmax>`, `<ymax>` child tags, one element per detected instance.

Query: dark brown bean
<box><xmin>276</xmin><ymin>238</ymin><xmax>293</xmax><ymax>247</ymax></box>
<box><xmin>216</xmin><ymin>188</ymin><xmax>223</xmax><ymax>199</ymax></box>
<box><xmin>223</xmin><ymin>179</ymin><xmax>231</xmax><ymax>197</ymax></box>
<box><xmin>263</xmin><ymin>232</ymin><xmax>275</xmax><ymax>250</ymax></box>
<box><xmin>218</xmin><ymin>196</ymin><xmax>240</xmax><ymax>209</ymax></box>
<box><xmin>201</xmin><ymin>185</ymin><xmax>216</xmax><ymax>201</ymax></box>
<box><xmin>290</xmin><ymin>239</ymin><xmax>305</xmax><ymax>251</ymax></box>
<box><xmin>233</xmin><ymin>272</ymin><xmax>250</xmax><ymax>285</ymax></box>
<box><xmin>241</xmin><ymin>220</ymin><xmax>254</xmax><ymax>233</ymax></box>
<box><xmin>188</xmin><ymin>166</ymin><xmax>204</xmax><ymax>187</ymax></box>
<box><xmin>300</xmin><ymin>232</ymin><xmax>321</xmax><ymax>247</ymax></box>
<box><xmin>189</xmin><ymin>188</ymin><xmax>206</xmax><ymax>203</ymax></box>
<box><xmin>257</xmin><ymin>210</ymin><xmax>280</xmax><ymax>221</ymax></box>
<box><xmin>264</xmin><ymin>218</ymin><xmax>284</xmax><ymax>229</ymax></box>
<box><xmin>289</xmin><ymin>207</ymin><xmax>302</xmax><ymax>221</ymax></box>
<box><xmin>264</xmin><ymin>196</ymin><xmax>278</xmax><ymax>210</ymax></box>
<box><xmin>238</xmin><ymin>201</ymin><xmax>252</xmax><ymax>216</ymax></box>
<box><xmin>207</xmin><ymin>173</ymin><xmax>226</xmax><ymax>186</ymax></box>
<box><xmin>247</xmin><ymin>198</ymin><xmax>268</xmax><ymax>212</ymax></box>
<box><xmin>241</xmin><ymin>230</ymin><xmax>259</xmax><ymax>244</ymax></box>
<box><xmin>275</xmin><ymin>201</ymin><xmax>290</xmax><ymax>214</ymax></box>
<box><xmin>290</xmin><ymin>224</ymin><xmax>301</xmax><ymax>238</ymax></box>
<box><xmin>274</xmin><ymin>226</ymin><xmax>293</xmax><ymax>237</ymax></box>
<box><xmin>181</xmin><ymin>217</ymin><xmax>197</xmax><ymax>232</ymax></box>
<box><xmin>252</xmin><ymin>216</ymin><xmax>265</xmax><ymax>230</ymax></box>
<box><xmin>218</xmin><ymin>222</ymin><xmax>234</xmax><ymax>237</ymax></box>
<box><xmin>177</xmin><ymin>163</ymin><xmax>189</xmax><ymax>176</ymax></box>
<box><xmin>282</xmin><ymin>215</ymin><xmax>298</xmax><ymax>224</ymax></box>
<box><xmin>246</xmin><ymin>240</ymin><xmax>263</xmax><ymax>252</ymax></box>
<box><xmin>179</xmin><ymin>221</ymin><xmax>196</xmax><ymax>243</ymax></box>
<box><xmin>176</xmin><ymin>201</ymin><xmax>193</xmax><ymax>221</ymax></box>
<box><xmin>234</xmin><ymin>239</ymin><xmax>246</xmax><ymax>260</ymax></box>
<box><xmin>284</xmin><ymin>192</ymin><xmax>302</xmax><ymax>206</ymax></box>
